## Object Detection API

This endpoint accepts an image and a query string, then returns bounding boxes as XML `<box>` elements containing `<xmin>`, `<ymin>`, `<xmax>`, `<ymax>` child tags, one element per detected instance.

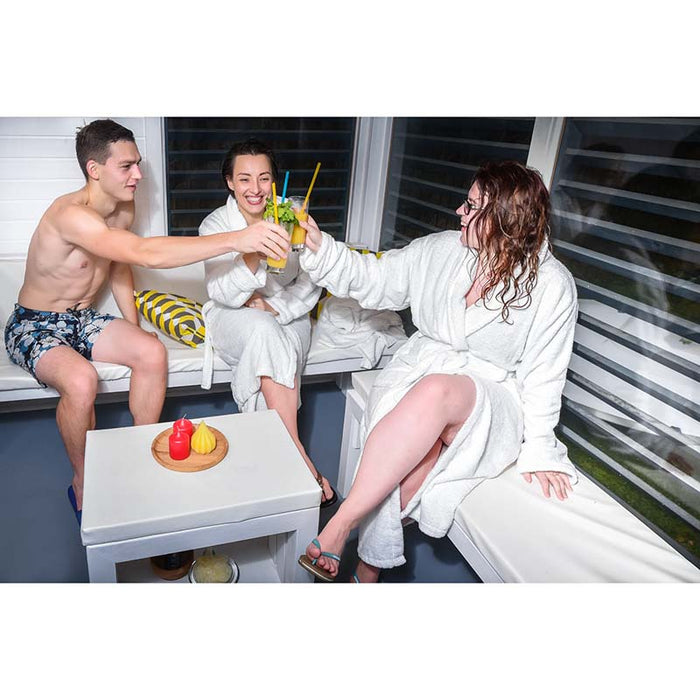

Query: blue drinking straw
<box><xmin>281</xmin><ymin>171</ymin><xmax>290</xmax><ymax>202</ymax></box>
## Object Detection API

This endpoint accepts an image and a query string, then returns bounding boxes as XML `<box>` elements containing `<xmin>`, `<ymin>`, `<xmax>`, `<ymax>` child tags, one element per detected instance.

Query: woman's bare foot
<box><xmin>304</xmin><ymin>518</ymin><xmax>353</xmax><ymax>579</ymax></box>
<box><xmin>352</xmin><ymin>559</ymin><xmax>381</xmax><ymax>583</ymax></box>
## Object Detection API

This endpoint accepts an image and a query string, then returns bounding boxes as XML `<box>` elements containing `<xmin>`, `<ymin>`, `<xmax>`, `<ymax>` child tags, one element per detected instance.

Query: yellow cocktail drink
<box><xmin>289</xmin><ymin>196</ymin><xmax>308</xmax><ymax>251</ymax></box>
<box><xmin>265</xmin><ymin>218</ymin><xmax>293</xmax><ymax>274</ymax></box>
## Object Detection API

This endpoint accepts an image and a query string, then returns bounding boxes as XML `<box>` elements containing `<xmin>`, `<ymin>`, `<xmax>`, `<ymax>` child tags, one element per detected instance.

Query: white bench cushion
<box><xmin>454</xmin><ymin>465</ymin><xmax>700</xmax><ymax>582</ymax></box>
<box><xmin>0</xmin><ymin>261</ymin><xmax>402</xmax><ymax>403</ymax></box>
<box><xmin>352</xmin><ymin>368</ymin><xmax>383</xmax><ymax>397</ymax></box>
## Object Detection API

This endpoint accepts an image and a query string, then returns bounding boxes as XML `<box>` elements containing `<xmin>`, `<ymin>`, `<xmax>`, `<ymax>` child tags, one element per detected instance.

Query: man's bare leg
<box><xmin>35</xmin><ymin>347</ymin><xmax>100</xmax><ymax>511</ymax></box>
<box><xmin>91</xmin><ymin>320</ymin><xmax>167</xmax><ymax>425</ymax></box>
<box><xmin>305</xmin><ymin>374</ymin><xmax>477</xmax><ymax>579</ymax></box>
<box><xmin>260</xmin><ymin>375</ymin><xmax>335</xmax><ymax>503</ymax></box>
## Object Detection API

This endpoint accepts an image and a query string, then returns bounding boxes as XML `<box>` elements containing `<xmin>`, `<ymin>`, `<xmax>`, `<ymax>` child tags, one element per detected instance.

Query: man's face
<box><xmin>90</xmin><ymin>140</ymin><xmax>143</xmax><ymax>201</ymax></box>
<box><xmin>225</xmin><ymin>154</ymin><xmax>273</xmax><ymax>224</ymax></box>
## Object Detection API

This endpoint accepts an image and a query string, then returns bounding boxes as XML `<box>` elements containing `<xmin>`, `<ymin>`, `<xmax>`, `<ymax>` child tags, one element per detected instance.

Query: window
<box><xmin>379</xmin><ymin>117</ymin><xmax>536</xmax><ymax>250</ymax></box>
<box><xmin>164</xmin><ymin>117</ymin><xmax>356</xmax><ymax>238</ymax></box>
<box><xmin>549</xmin><ymin>118</ymin><xmax>700</xmax><ymax>559</ymax></box>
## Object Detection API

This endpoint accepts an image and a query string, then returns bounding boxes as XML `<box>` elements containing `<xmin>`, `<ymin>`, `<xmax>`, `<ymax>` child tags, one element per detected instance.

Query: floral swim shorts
<box><xmin>4</xmin><ymin>304</ymin><xmax>116</xmax><ymax>387</ymax></box>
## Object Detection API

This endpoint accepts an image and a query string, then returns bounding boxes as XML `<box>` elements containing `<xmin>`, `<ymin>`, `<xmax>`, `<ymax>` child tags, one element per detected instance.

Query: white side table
<box><xmin>81</xmin><ymin>410</ymin><xmax>320</xmax><ymax>583</ymax></box>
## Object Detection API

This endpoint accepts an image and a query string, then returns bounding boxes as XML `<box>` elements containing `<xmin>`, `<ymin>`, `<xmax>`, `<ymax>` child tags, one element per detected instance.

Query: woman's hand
<box><xmin>231</xmin><ymin>220</ymin><xmax>290</xmax><ymax>260</ymax></box>
<box><xmin>245</xmin><ymin>292</ymin><xmax>278</xmax><ymax>315</ymax></box>
<box><xmin>299</xmin><ymin>214</ymin><xmax>323</xmax><ymax>252</ymax></box>
<box><xmin>522</xmin><ymin>471</ymin><xmax>573</xmax><ymax>500</ymax></box>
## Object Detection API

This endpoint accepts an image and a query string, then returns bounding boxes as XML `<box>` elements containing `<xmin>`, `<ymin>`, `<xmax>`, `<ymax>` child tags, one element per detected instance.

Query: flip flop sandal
<box><xmin>67</xmin><ymin>485</ymin><xmax>82</xmax><ymax>526</ymax></box>
<box><xmin>351</xmin><ymin>569</ymin><xmax>383</xmax><ymax>583</ymax></box>
<box><xmin>316</xmin><ymin>474</ymin><xmax>338</xmax><ymax>509</ymax></box>
<box><xmin>298</xmin><ymin>538</ymin><xmax>341</xmax><ymax>582</ymax></box>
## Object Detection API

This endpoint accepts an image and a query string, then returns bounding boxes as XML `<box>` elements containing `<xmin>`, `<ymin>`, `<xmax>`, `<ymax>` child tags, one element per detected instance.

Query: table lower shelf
<box><xmin>116</xmin><ymin>537</ymin><xmax>282</xmax><ymax>583</ymax></box>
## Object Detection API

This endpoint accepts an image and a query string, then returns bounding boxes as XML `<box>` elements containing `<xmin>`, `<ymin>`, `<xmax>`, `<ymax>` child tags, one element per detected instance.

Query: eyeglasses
<box><xmin>462</xmin><ymin>200</ymin><xmax>483</xmax><ymax>214</ymax></box>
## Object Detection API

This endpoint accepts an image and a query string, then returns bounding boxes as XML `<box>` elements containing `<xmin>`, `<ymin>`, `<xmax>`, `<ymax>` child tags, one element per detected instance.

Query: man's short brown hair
<box><xmin>75</xmin><ymin>119</ymin><xmax>136</xmax><ymax>179</ymax></box>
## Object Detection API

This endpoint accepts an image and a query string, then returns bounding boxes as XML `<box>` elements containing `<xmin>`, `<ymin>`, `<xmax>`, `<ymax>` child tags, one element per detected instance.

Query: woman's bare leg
<box><xmin>260</xmin><ymin>375</ymin><xmax>335</xmax><ymax>502</ymax></box>
<box><xmin>353</xmin><ymin>437</ymin><xmax>443</xmax><ymax>582</ymax></box>
<box><xmin>306</xmin><ymin>374</ymin><xmax>477</xmax><ymax>578</ymax></box>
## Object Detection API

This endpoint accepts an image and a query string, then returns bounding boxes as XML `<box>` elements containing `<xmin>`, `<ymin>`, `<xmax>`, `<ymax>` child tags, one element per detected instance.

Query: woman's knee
<box><xmin>412</xmin><ymin>374</ymin><xmax>476</xmax><ymax>429</ymax></box>
<box><xmin>412</xmin><ymin>374</ymin><xmax>461</xmax><ymax>405</ymax></box>
<box><xmin>253</xmin><ymin>311</ymin><xmax>284</xmax><ymax>337</ymax></box>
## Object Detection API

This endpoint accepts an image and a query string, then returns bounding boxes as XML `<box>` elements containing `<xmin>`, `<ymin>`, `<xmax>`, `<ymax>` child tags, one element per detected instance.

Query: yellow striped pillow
<box><xmin>134</xmin><ymin>290</ymin><xmax>206</xmax><ymax>348</ymax></box>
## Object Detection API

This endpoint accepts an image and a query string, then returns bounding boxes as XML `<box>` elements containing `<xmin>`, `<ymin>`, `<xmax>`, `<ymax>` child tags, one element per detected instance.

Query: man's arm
<box><xmin>109</xmin><ymin>262</ymin><xmax>139</xmax><ymax>324</ymax></box>
<box><xmin>60</xmin><ymin>205</ymin><xmax>290</xmax><ymax>269</ymax></box>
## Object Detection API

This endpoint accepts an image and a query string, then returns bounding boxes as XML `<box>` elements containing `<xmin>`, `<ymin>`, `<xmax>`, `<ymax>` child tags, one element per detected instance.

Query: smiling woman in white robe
<box><xmin>297</xmin><ymin>160</ymin><xmax>579</xmax><ymax>582</ymax></box>
<box><xmin>198</xmin><ymin>139</ymin><xmax>335</xmax><ymax>507</ymax></box>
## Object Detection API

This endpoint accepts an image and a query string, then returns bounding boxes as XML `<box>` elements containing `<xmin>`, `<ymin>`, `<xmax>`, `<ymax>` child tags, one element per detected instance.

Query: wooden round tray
<box><xmin>151</xmin><ymin>425</ymin><xmax>228</xmax><ymax>472</ymax></box>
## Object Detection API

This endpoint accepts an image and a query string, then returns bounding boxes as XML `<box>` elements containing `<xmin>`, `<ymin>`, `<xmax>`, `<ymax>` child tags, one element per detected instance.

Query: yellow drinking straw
<box><xmin>301</xmin><ymin>162</ymin><xmax>322</xmax><ymax>213</ymax></box>
<box><xmin>272</xmin><ymin>182</ymin><xmax>279</xmax><ymax>224</ymax></box>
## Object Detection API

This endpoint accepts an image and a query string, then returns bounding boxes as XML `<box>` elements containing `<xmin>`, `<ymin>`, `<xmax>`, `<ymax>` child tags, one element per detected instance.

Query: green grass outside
<box><xmin>561</xmin><ymin>407</ymin><xmax>700</xmax><ymax>521</ymax></box>
<box><xmin>557</xmin><ymin>431</ymin><xmax>699</xmax><ymax>561</ymax></box>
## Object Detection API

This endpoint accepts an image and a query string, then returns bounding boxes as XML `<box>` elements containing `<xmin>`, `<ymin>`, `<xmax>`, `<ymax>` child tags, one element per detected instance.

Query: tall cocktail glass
<box><xmin>288</xmin><ymin>195</ymin><xmax>308</xmax><ymax>252</ymax></box>
<box><xmin>264</xmin><ymin>197</ymin><xmax>295</xmax><ymax>275</ymax></box>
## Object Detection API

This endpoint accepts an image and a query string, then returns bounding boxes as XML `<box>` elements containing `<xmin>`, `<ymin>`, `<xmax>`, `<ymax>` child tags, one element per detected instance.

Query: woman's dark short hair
<box><xmin>221</xmin><ymin>139</ymin><xmax>279</xmax><ymax>195</ymax></box>
<box><xmin>75</xmin><ymin>119</ymin><xmax>136</xmax><ymax>179</ymax></box>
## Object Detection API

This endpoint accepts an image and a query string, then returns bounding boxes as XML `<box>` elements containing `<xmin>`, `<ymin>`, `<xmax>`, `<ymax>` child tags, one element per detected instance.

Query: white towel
<box><xmin>313</xmin><ymin>296</ymin><xmax>407</xmax><ymax>369</ymax></box>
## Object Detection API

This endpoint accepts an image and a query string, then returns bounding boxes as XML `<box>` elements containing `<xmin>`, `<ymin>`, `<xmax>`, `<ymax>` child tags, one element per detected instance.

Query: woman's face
<box><xmin>456</xmin><ymin>183</ymin><xmax>487</xmax><ymax>249</ymax></box>
<box><xmin>226</xmin><ymin>154</ymin><xmax>273</xmax><ymax>224</ymax></box>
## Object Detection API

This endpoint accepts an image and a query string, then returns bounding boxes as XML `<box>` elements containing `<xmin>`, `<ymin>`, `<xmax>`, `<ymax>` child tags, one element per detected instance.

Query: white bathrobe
<box><xmin>300</xmin><ymin>230</ymin><xmax>579</xmax><ymax>568</ymax></box>
<box><xmin>199</xmin><ymin>196</ymin><xmax>322</xmax><ymax>412</ymax></box>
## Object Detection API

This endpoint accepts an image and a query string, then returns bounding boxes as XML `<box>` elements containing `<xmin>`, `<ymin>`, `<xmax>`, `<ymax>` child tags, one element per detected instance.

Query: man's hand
<box><xmin>522</xmin><ymin>471</ymin><xmax>573</xmax><ymax>500</ymax></box>
<box><xmin>298</xmin><ymin>214</ymin><xmax>323</xmax><ymax>252</ymax></box>
<box><xmin>231</xmin><ymin>220</ymin><xmax>290</xmax><ymax>260</ymax></box>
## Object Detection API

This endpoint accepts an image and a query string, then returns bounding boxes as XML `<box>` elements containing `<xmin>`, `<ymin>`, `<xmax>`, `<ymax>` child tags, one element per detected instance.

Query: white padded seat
<box><xmin>0</xmin><ymin>261</ymin><xmax>402</xmax><ymax>403</ymax></box>
<box><xmin>453</xmin><ymin>465</ymin><xmax>700</xmax><ymax>582</ymax></box>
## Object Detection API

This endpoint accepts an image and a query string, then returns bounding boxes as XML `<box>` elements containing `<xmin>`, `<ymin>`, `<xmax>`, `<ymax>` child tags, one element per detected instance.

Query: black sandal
<box><xmin>316</xmin><ymin>473</ymin><xmax>338</xmax><ymax>509</ymax></box>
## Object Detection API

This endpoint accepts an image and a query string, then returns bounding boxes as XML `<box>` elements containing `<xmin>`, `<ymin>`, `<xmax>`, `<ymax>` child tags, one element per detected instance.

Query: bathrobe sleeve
<box><xmin>514</xmin><ymin>271</ymin><xmax>579</xmax><ymax>478</ymax></box>
<box><xmin>265</xmin><ymin>271</ymin><xmax>323</xmax><ymax>325</ymax></box>
<box><xmin>299</xmin><ymin>231</ymin><xmax>413</xmax><ymax>310</ymax></box>
<box><xmin>199</xmin><ymin>209</ymin><xmax>266</xmax><ymax>308</ymax></box>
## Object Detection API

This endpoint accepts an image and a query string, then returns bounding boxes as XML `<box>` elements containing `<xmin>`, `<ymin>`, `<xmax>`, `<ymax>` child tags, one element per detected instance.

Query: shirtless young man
<box><xmin>4</xmin><ymin>119</ymin><xmax>290</xmax><ymax>519</ymax></box>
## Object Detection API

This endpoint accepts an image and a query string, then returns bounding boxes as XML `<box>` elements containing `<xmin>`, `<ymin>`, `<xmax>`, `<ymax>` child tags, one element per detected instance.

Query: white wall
<box><xmin>0</xmin><ymin>117</ymin><xmax>166</xmax><ymax>257</ymax></box>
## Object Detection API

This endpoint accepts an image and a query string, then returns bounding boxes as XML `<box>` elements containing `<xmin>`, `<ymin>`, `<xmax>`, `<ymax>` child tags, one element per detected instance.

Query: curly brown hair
<box><xmin>467</xmin><ymin>161</ymin><xmax>551</xmax><ymax>322</ymax></box>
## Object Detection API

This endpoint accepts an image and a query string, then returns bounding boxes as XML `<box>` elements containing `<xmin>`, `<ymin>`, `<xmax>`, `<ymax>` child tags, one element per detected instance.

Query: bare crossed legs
<box><xmin>34</xmin><ymin>319</ymin><xmax>167</xmax><ymax>510</ymax></box>
<box><xmin>260</xmin><ymin>375</ymin><xmax>336</xmax><ymax>504</ymax></box>
<box><xmin>304</xmin><ymin>373</ymin><xmax>478</xmax><ymax>582</ymax></box>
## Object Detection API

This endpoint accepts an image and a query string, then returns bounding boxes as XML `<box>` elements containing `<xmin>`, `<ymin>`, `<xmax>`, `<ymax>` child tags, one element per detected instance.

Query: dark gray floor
<box><xmin>0</xmin><ymin>382</ymin><xmax>480</xmax><ymax>584</ymax></box>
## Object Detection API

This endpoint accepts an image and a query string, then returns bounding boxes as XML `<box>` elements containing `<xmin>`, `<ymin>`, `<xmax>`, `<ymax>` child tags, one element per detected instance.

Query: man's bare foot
<box><xmin>72</xmin><ymin>479</ymin><xmax>84</xmax><ymax>511</ymax></box>
<box><xmin>319</xmin><ymin>475</ymin><xmax>336</xmax><ymax>504</ymax></box>
<box><xmin>352</xmin><ymin>559</ymin><xmax>381</xmax><ymax>583</ymax></box>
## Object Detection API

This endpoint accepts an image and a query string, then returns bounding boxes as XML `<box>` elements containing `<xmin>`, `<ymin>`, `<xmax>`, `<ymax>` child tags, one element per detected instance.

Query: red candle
<box><xmin>169</xmin><ymin>428</ymin><xmax>190</xmax><ymax>460</ymax></box>
<box><xmin>173</xmin><ymin>416</ymin><xmax>194</xmax><ymax>437</ymax></box>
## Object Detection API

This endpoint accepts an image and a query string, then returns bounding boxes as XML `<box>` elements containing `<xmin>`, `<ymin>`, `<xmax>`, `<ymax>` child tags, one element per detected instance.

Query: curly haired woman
<box><xmin>296</xmin><ymin>161</ymin><xmax>579</xmax><ymax>582</ymax></box>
